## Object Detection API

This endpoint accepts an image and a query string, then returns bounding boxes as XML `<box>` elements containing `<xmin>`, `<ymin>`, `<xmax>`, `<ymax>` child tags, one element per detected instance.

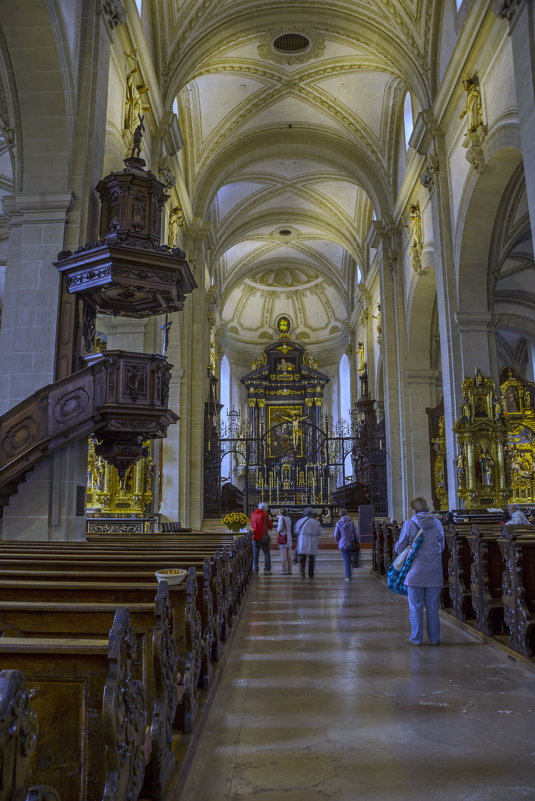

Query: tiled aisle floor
<box><xmin>180</xmin><ymin>554</ymin><xmax>535</xmax><ymax>801</ymax></box>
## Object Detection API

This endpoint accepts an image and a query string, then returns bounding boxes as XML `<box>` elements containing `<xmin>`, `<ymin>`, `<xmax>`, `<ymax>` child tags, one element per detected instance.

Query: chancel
<box><xmin>0</xmin><ymin>1</ymin><xmax>534</xmax><ymax>800</ymax></box>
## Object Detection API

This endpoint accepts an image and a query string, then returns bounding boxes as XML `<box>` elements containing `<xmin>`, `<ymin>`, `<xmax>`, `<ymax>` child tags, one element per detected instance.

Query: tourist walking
<box><xmin>276</xmin><ymin>508</ymin><xmax>292</xmax><ymax>575</ymax></box>
<box><xmin>394</xmin><ymin>497</ymin><xmax>445</xmax><ymax>646</ymax></box>
<box><xmin>334</xmin><ymin>509</ymin><xmax>359</xmax><ymax>582</ymax></box>
<box><xmin>250</xmin><ymin>502</ymin><xmax>272</xmax><ymax>574</ymax></box>
<box><xmin>295</xmin><ymin>508</ymin><xmax>322</xmax><ymax>578</ymax></box>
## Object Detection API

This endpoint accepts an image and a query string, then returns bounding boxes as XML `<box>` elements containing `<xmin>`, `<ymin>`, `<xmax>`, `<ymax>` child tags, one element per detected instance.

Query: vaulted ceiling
<box><xmin>150</xmin><ymin>0</ymin><xmax>437</xmax><ymax>349</ymax></box>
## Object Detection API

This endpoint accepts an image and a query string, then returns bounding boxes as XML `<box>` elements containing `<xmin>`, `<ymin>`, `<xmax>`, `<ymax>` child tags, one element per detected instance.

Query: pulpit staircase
<box><xmin>0</xmin><ymin>350</ymin><xmax>178</xmax><ymax>513</ymax></box>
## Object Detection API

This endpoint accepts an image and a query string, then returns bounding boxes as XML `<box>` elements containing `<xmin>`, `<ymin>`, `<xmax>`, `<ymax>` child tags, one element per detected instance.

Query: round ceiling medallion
<box><xmin>273</xmin><ymin>225</ymin><xmax>299</xmax><ymax>242</ymax></box>
<box><xmin>273</xmin><ymin>33</ymin><xmax>310</xmax><ymax>54</ymax></box>
<box><xmin>258</xmin><ymin>28</ymin><xmax>325</xmax><ymax>65</ymax></box>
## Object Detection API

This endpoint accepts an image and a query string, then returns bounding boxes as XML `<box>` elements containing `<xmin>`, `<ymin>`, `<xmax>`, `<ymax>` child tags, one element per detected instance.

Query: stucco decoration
<box><xmin>258</xmin><ymin>28</ymin><xmax>326</xmax><ymax>65</ymax></box>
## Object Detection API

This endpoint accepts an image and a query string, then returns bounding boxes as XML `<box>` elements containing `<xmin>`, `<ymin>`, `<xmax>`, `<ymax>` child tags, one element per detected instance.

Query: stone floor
<box><xmin>179</xmin><ymin>553</ymin><xmax>535</xmax><ymax>801</ymax></box>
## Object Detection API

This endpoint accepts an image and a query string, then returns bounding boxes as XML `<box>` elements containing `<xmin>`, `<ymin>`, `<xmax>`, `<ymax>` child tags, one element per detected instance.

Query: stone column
<box><xmin>403</xmin><ymin>369</ymin><xmax>441</xmax><ymax>506</ymax></box>
<box><xmin>495</xmin><ymin>0</ymin><xmax>535</xmax><ymax>251</ymax></box>
<box><xmin>454</xmin><ymin>312</ymin><xmax>499</xmax><ymax>381</ymax></box>
<box><xmin>97</xmin><ymin>317</ymin><xmax>149</xmax><ymax>352</ymax></box>
<box><xmin>370</xmin><ymin>222</ymin><xmax>408</xmax><ymax>521</ymax></box>
<box><xmin>0</xmin><ymin>192</ymin><xmax>74</xmax><ymax>414</ymax></box>
<box><xmin>420</xmin><ymin>148</ymin><xmax>465</xmax><ymax>509</ymax></box>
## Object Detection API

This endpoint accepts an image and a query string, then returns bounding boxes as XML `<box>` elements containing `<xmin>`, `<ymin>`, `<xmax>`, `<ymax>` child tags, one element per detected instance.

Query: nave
<box><xmin>182</xmin><ymin>554</ymin><xmax>535</xmax><ymax>801</ymax></box>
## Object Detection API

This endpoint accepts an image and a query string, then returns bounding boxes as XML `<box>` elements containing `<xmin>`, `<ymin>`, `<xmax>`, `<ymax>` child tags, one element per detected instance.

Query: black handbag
<box><xmin>350</xmin><ymin>535</ymin><xmax>360</xmax><ymax>567</ymax></box>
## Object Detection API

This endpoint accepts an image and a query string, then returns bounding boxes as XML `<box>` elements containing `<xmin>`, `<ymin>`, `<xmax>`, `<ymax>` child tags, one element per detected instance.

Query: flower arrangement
<box><xmin>222</xmin><ymin>511</ymin><xmax>249</xmax><ymax>533</ymax></box>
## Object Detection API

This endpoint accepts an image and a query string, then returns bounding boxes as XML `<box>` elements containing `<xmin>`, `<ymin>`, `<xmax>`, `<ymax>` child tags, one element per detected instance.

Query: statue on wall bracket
<box><xmin>459</xmin><ymin>74</ymin><xmax>487</xmax><ymax>173</ymax></box>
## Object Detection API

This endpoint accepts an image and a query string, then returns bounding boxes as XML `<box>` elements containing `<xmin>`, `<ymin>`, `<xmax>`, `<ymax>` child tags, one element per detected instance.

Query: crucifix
<box><xmin>160</xmin><ymin>315</ymin><xmax>172</xmax><ymax>356</ymax></box>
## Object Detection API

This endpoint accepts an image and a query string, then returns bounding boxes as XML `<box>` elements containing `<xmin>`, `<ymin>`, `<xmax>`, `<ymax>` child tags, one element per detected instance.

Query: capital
<box><xmin>493</xmin><ymin>0</ymin><xmax>522</xmax><ymax>22</ymax></box>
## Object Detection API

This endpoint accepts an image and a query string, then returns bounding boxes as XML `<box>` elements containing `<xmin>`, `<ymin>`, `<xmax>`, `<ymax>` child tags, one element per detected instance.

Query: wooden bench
<box><xmin>445</xmin><ymin>524</ymin><xmax>475</xmax><ymax>621</ymax></box>
<box><xmin>0</xmin><ymin>607</ymin><xmax>146</xmax><ymax>801</ymax></box>
<box><xmin>466</xmin><ymin>524</ymin><xmax>506</xmax><ymax>636</ymax></box>
<box><xmin>0</xmin><ymin>668</ymin><xmax>61</xmax><ymax>801</ymax></box>
<box><xmin>499</xmin><ymin>527</ymin><xmax>535</xmax><ymax>657</ymax></box>
<box><xmin>371</xmin><ymin>522</ymin><xmax>386</xmax><ymax>575</ymax></box>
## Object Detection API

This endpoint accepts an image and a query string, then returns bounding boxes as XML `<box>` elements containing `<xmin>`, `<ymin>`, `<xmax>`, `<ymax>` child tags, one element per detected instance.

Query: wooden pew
<box><xmin>499</xmin><ymin>527</ymin><xmax>535</xmax><ymax>657</ymax></box>
<box><xmin>0</xmin><ymin>668</ymin><xmax>61</xmax><ymax>801</ymax></box>
<box><xmin>383</xmin><ymin>522</ymin><xmax>398</xmax><ymax>574</ymax></box>
<box><xmin>0</xmin><ymin>608</ymin><xmax>146</xmax><ymax>801</ymax></box>
<box><xmin>371</xmin><ymin>522</ymin><xmax>385</xmax><ymax>575</ymax></box>
<box><xmin>466</xmin><ymin>524</ymin><xmax>506</xmax><ymax>636</ymax></box>
<box><xmin>445</xmin><ymin>524</ymin><xmax>475</xmax><ymax>621</ymax></box>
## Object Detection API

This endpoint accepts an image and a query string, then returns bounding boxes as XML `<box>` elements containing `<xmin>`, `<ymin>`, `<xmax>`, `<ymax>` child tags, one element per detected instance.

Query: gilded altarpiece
<box><xmin>86</xmin><ymin>436</ymin><xmax>154</xmax><ymax>516</ymax></box>
<box><xmin>501</xmin><ymin>370</ymin><xmax>535</xmax><ymax>503</ymax></box>
<box><xmin>453</xmin><ymin>369</ymin><xmax>511</xmax><ymax>508</ymax></box>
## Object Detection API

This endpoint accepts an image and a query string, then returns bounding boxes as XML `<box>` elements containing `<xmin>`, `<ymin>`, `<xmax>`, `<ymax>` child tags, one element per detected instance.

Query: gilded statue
<box><xmin>479</xmin><ymin>450</ymin><xmax>494</xmax><ymax>487</ymax></box>
<box><xmin>459</xmin><ymin>75</ymin><xmax>483</xmax><ymax>134</ymax></box>
<box><xmin>406</xmin><ymin>202</ymin><xmax>424</xmax><ymax>276</ymax></box>
<box><xmin>357</xmin><ymin>342</ymin><xmax>365</xmax><ymax>373</ymax></box>
<box><xmin>168</xmin><ymin>207</ymin><xmax>184</xmax><ymax>247</ymax></box>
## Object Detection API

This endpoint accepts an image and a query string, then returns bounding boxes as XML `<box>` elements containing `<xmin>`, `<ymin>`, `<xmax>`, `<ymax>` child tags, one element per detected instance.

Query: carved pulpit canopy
<box><xmin>55</xmin><ymin>154</ymin><xmax>196</xmax><ymax>319</ymax></box>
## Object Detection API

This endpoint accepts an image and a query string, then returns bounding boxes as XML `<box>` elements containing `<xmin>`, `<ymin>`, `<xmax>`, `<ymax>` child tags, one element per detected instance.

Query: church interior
<box><xmin>0</xmin><ymin>1</ymin><xmax>534</xmax><ymax>800</ymax></box>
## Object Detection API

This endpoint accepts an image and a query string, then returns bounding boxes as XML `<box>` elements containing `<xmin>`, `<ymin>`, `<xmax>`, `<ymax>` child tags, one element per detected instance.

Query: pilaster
<box><xmin>495</xmin><ymin>0</ymin><xmax>535</xmax><ymax>252</ymax></box>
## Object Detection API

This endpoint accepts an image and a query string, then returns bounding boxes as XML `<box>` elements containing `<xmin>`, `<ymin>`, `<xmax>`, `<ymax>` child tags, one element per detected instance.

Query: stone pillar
<box><xmin>454</xmin><ymin>312</ymin><xmax>499</xmax><ymax>381</ymax></box>
<box><xmin>420</xmin><ymin>148</ymin><xmax>465</xmax><ymax>510</ymax></box>
<box><xmin>403</xmin><ymin>369</ymin><xmax>441</xmax><ymax>506</ymax></box>
<box><xmin>0</xmin><ymin>192</ymin><xmax>74</xmax><ymax>414</ymax></box>
<box><xmin>98</xmin><ymin>317</ymin><xmax>149</xmax><ymax>352</ymax></box>
<box><xmin>2</xmin><ymin>441</ymin><xmax>87</xmax><ymax>541</ymax></box>
<box><xmin>178</xmin><ymin>236</ymin><xmax>207</xmax><ymax>529</ymax></box>
<box><xmin>370</xmin><ymin>222</ymin><xmax>407</xmax><ymax>521</ymax></box>
<box><xmin>159</xmin><ymin>345</ymin><xmax>183</xmax><ymax>524</ymax></box>
<box><xmin>495</xmin><ymin>0</ymin><xmax>535</xmax><ymax>251</ymax></box>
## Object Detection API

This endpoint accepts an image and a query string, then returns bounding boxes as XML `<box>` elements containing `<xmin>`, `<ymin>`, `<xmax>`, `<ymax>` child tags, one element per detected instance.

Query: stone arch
<box><xmin>1</xmin><ymin>0</ymin><xmax>72</xmax><ymax>193</ymax></box>
<box><xmin>193</xmin><ymin>130</ymin><xmax>392</xmax><ymax>222</ymax></box>
<box><xmin>406</xmin><ymin>267</ymin><xmax>438</xmax><ymax>370</ymax></box>
<box><xmin>455</xmin><ymin>141</ymin><xmax>523</xmax><ymax>313</ymax></box>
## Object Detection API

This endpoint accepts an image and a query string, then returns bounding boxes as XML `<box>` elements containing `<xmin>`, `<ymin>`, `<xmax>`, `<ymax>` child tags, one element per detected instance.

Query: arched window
<box><xmin>220</xmin><ymin>355</ymin><xmax>231</xmax><ymax>413</ymax></box>
<box><xmin>356</xmin><ymin>264</ymin><xmax>362</xmax><ymax>284</ymax></box>
<box><xmin>403</xmin><ymin>92</ymin><xmax>414</xmax><ymax>149</ymax></box>
<box><xmin>339</xmin><ymin>354</ymin><xmax>351</xmax><ymax>421</ymax></box>
<box><xmin>220</xmin><ymin>356</ymin><xmax>232</xmax><ymax>482</ymax></box>
<box><xmin>135</xmin><ymin>0</ymin><xmax>142</xmax><ymax>13</ymax></box>
<box><xmin>172</xmin><ymin>98</ymin><xmax>179</xmax><ymax>116</ymax></box>
<box><xmin>456</xmin><ymin>0</ymin><xmax>463</xmax><ymax>8</ymax></box>
<box><xmin>339</xmin><ymin>354</ymin><xmax>353</xmax><ymax>479</ymax></box>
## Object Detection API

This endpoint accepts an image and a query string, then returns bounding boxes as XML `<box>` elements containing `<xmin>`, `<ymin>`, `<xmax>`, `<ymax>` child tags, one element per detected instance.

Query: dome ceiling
<box><xmin>150</xmin><ymin>1</ymin><xmax>437</xmax><ymax>351</ymax></box>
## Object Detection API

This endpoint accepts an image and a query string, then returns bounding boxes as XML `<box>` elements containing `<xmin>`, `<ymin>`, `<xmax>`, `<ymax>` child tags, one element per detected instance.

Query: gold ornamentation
<box><xmin>432</xmin><ymin>416</ymin><xmax>448</xmax><ymax>510</ymax></box>
<box><xmin>501</xmin><ymin>371</ymin><xmax>535</xmax><ymax>503</ymax></box>
<box><xmin>86</xmin><ymin>437</ymin><xmax>154</xmax><ymax>516</ymax></box>
<box><xmin>406</xmin><ymin>202</ymin><xmax>424</xmax><ymax>276</ymax></box>
<box><xmin>453</xmin><ymin>369</ymin><xmax>511</xmax><ymax>508</ymax></box>
<box><xmin>459</xmin><ymin>74</ymin><xmax>487</xmax><ymax>172</ymax></box>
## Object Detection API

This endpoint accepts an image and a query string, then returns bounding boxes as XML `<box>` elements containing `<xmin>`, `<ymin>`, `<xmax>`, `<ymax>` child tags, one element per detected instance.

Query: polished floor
<box><xmin>180</xmin><ymin>553</ymin><xmax>535</xmax><ymax>801</ymax></box>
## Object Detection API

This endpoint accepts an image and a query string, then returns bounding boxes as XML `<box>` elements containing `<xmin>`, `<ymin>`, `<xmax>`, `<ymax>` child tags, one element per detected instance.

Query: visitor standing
<box><xmin>295</xmin><ymin>508</ymin><xmax>323</xmax><ymax>578</ymax></box>
<box><xmin>506</xmin><ymin>504</ymin><xmax>530</xmax><ymax>525</ymax></box>
<box><xmin>394</xmin><ymin>497</ymin><xmax>445</xmax><ymax>646</ymax></box>
<box><xmin>334</xmin><ymin>509</ymin><xmax>359</xmax><ymax>582</ymax></box>
<box><xmin>276</xmin><ymin>508</ymin><xmax>292</xmax><ymax>575</ymax></box>
<box><xmin>250</xmin><ymin>502</ymin><xmax>272</xmax><ymax>574</ymax></box>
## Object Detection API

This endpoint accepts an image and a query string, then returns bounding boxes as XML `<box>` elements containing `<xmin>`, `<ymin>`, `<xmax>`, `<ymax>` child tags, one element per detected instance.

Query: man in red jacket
<box><xmin>250</xmin><ymin>502</ymin><xmax>272</xmax><ymax>574</ymax></box>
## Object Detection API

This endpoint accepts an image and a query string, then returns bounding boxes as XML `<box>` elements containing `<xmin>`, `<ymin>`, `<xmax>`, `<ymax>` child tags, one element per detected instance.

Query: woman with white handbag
<box><xmin>276</xmin><ymin>508</ymin><xmax>293</xmax><ymax>575</ymax></box>
<box><xmin>394</xmin><ymin>497</ymin><xmax>445</xmax><ymax>646</ymax></box>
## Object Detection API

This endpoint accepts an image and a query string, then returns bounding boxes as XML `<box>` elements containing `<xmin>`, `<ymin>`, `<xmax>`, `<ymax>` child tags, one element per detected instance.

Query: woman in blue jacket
<box><xmin>394</xmin><ymin>497</ymin><xmax>445</xmax><ymax>646</ymax></box>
